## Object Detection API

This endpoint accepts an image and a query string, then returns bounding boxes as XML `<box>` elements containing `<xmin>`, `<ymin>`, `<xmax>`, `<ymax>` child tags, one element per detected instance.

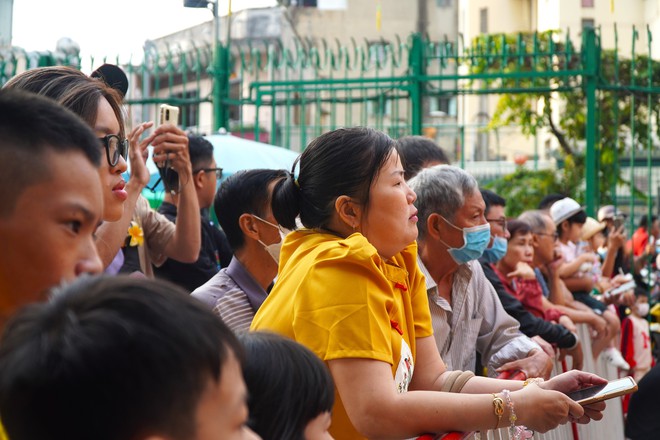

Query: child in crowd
<box><xmin>621</xmin><ymin>287</ymin><xmax>655</xmax><ymax>415</ymax></box>
<box><xmin>239</xmin><ymin>332</ymin><xmax>334</xmax><ymax>440</ymax></box>
<box><xmin>621</xmin><ymin>287</ymin><xmax>655</xmax><ymax>384</ymax></box>
<box><xmin>580</xmin><ymin>217</ymin><xmax>636</xmax><ymax>306</ymax></box>
<box><xmin>551</xmin><ymin>198</ymin><xmax>627</xmax><ymax>367</ymax></box>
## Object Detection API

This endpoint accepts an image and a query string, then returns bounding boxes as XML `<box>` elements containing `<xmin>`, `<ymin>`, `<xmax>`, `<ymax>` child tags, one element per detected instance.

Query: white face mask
<box><xmin>253</xmin><ymin>215</ymin><xmax>289</xmax><ymax>264</ymax></box>
<box><xmin>635</xmin><ymin>302</ymin><xmax>650</xmax><ymax>317</ymax></box>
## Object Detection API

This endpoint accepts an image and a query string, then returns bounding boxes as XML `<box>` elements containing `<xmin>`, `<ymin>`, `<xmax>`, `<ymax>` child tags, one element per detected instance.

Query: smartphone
<box><xmin>156</xmin><ymin>104</ymin><xmax>180</xmax><ymax>169</ymax></box>
<box><xmin>158</xmin><ymin>104</ymin><xmax>179</xmax><ymax>127</ymax></box>
<box><xmin>566</xmin><ymin>376</ymin><xmax>637</xmax><ymax>406</ymax></box>
<box><xmin>603</xmin><ymin>280</ymin><xmax>636</xmax><ymax>299</ymax></box>
<box><xmin>613</xmin><ymin>216</ymin><xmax>624</xmax><ymax>230</ymax></box>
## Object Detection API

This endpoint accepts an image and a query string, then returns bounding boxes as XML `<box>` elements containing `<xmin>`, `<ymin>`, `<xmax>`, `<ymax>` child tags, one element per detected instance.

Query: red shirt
<box><xmin>490</xmin><ymin>263</ymin><xmax>563</xmax><ymax>323</ymax></box>
<box><xmin>632</xmin><ymin>227</ymin><xmax>650</xmax><ymax>257</ymax></box>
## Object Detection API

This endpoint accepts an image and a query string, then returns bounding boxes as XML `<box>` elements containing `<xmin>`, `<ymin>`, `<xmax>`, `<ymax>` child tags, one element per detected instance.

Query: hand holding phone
<box><xmin>159</xmin><ymin>104</ymin><xmax>179</xmax><ymax>127</ymax></box>
<box><xmin>155</xmin><ymin>104</ymin><xmax>180</xmax><ymax>169</ymax></box>
<box><xmin>566</xmin><ymin>376</ymin><xmax>637</xmax><ymax>405</ymax></box>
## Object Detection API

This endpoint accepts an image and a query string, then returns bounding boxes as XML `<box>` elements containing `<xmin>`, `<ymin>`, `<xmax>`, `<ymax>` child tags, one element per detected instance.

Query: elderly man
<box><xmin>519</xmin><ymin>209</ymin><xmax>631</xmax><ymax>369</ymax></box>
<box><xmin>408</xmin><ymin>165</ymin><xmax>552</xmax><ymax>379</ymax></box>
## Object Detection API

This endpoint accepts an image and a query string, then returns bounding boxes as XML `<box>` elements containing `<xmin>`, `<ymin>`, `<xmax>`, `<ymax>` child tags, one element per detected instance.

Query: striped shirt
<box><xmin>191</xmin><ymin>257</ymin><xmax>269</xmax><ymax>333</ymax></box>
<box><xmin>419</xmin><ymin>258</ymin><xmax>540</xmax><ymax>375</ymax></box>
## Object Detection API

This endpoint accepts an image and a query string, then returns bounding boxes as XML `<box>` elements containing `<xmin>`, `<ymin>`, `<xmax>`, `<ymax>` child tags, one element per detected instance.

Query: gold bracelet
<box><xmin>522</xmin><ymin>377</ymin><xmax>544</xmax><ymax>387</ymax></box>
<box><xmin>492</xmin><ymin>393</ymin><xmax>504</xmax><ymax>429</ymax></box>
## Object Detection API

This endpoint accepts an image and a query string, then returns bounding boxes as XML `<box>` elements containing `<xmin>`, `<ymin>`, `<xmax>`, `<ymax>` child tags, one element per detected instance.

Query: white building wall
<box><xmin>553</xmin><ymin>0</ymin><xmax>646</xmax><ymax>56</ymax></box>
<box><xmin>647</xmin><ymin>0</ymin><xmax>660</xmax><ymax>58</ymax></box>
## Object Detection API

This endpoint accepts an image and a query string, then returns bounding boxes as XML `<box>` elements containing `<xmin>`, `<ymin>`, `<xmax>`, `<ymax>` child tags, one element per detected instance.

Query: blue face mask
<box><xmin>481</xmin><ymin>236</ymin><xmax>508</xmax><ymax>263</ymax></box>
<box><xmin>440</xmin><ymin>217</ymin><xmax>491</xmax><ymax>265</ymax></box>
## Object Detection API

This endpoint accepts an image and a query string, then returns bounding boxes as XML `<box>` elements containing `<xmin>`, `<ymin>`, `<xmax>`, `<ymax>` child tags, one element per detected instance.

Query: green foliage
<box><xmin>484</xmin><ymin>167</ymin><xmax>564</xmax><ymax>217</ymax></box>
<box><xmin>468</xmin><ymin>31</ymin><xmax>660</xmax><ymax>208</ymax></box>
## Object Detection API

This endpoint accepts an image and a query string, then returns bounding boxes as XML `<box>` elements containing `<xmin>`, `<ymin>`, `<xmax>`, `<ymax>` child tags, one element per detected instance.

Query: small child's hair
<box><xmin>239</xmin><ymin>332</ymin><xmax>335</xmax><ymax>440</ymax></box>
<box><xmin>634</xmin><ymin>285</ymin><xmax>648</xmax><ymax>298</ymax></box>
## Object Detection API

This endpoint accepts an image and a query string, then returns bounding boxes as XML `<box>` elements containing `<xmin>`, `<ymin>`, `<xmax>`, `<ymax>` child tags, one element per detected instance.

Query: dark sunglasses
<box><xmin>98</xmin><ymin>134</ymin><xmax>129</xmax><ymax>167</ymax></box>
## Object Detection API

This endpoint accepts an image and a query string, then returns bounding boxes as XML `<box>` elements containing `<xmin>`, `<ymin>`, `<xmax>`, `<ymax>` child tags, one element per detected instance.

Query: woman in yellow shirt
<box><xmin>252</xmin><ymin>127</ymin><xmax>606</xmax><ymax>439</ymax></box>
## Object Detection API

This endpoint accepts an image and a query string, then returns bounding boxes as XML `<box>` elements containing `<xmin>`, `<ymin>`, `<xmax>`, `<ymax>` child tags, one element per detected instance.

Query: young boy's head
<box><xmin>0</xmin><ymin>90</ymin><xmax>103</xmax><ymax>320</ymax></box>
<box><xmin>632</xmin><ymin>287</ymin><xmax>650</xmax><ymax>317</ymax></box>
<box><xmin>0</xmin><ymin>276</ymin><xmax>259</xmax><ymax>440</ymax></box>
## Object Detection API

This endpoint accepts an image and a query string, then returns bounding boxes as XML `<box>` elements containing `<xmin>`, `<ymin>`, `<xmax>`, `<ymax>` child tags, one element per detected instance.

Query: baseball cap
<box><xmin>597</xmin><ymin>205</ymin><xmax>625</xmax><ymax>222</ymax></box>
<box><xmin>91</xmin><ymin>64</ymin><xmax>128</xmax><ymax>98</ymax></box>
<box><xmin>550</xmin><ymin>197</ymin><xmax>584</xmax><ymax>225</ymax></box>
<box><xmin>581</xmin><ymin>217</ymin><xmax>606</xmax><ymax>241</ymax></box>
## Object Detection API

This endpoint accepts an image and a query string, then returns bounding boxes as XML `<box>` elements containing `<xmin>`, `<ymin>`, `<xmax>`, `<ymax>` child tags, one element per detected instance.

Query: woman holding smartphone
<box><xmin>4</xmin><ymin>66</ymin><xmax>200</xmax><ymax>272</ymax></box>
<box><xmin>251</xmin><ymin>127</ymin><xmax>608</xmax><ymax>439</ymax></box>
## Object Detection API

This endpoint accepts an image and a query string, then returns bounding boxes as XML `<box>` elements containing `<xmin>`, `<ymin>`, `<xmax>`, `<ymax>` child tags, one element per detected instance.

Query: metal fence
<box><xmin>3</xmin><ymin>26</ymin><xmax>660</xmax><ymax>220</ymax></box>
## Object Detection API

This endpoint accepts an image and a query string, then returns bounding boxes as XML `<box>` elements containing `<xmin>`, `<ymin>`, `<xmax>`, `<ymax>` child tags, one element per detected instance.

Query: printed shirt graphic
<box><xmin>395</xmin><ymin>338</ymin><xmax>415</xmax><ymax>393</ymax></box>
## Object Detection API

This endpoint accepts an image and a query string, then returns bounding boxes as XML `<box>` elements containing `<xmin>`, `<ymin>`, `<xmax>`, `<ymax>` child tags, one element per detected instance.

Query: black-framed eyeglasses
<box><xmin>536</xmin><ymin>231</ymin><xmax>559</xmax><ymax>241</ymax></box>
<box><xmin>486</xmin><ymin>217</ymin><xmax>507</xmax><ymax>230</ymax></box>
<box><xmin>98</xmin><ymin>134</ymin><xmax>129</xmax><ymax>167</ymax></box>
<box><xmin>194</xmin><ymin>167</ymin><xmax>223</xmax><ymax>181</ymax></box>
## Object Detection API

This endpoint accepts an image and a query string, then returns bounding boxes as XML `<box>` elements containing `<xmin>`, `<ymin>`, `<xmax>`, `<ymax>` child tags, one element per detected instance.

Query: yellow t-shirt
<box><xmin>251</xmin><ymin>230</ymin><xmax>433</xmax><ymax>439</ymax></box>
<box><xmin>0</xmin><ymin>421</ymin><xmax>7</xmax><ymax>440</ymax></box>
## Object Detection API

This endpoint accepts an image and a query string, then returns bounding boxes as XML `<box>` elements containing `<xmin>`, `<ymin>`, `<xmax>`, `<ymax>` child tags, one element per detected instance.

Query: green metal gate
<box><xmin>3</xmin><ymin>27</ymin><xmax>660</xmax><ymax>221</ymax></box>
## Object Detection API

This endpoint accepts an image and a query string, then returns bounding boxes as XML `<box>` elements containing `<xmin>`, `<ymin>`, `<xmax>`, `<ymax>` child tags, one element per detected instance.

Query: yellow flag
<box><xmin>376</xmin><ymin>1</ymin><xmax>382</xmax><ymax>31</ymax></box>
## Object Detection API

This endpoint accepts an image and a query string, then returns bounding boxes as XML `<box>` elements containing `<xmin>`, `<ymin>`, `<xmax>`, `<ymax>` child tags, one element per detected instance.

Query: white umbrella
<box><xmin>142</xmin><ymin>131</ymin><xmax>300</xmax><ymax>206</ymax></box>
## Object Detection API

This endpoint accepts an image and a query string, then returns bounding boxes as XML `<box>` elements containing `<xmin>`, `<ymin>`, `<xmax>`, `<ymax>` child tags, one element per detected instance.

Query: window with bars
<box><xmin>480</xmin><ymin>8</ymin><xmax>488</xmax><ymax>34</ymax></box>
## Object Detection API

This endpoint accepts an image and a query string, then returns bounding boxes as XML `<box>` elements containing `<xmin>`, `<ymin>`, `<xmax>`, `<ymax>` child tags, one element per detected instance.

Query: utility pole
<box><xmin>417</xmin><ymin>0</ymin><xmax>428</xmax><ymax>36</ymax></box>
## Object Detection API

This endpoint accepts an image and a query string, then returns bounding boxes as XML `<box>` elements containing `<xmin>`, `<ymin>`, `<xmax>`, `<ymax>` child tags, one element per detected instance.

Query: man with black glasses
<box><xmin>155</xmin><ymin>134</ymin><xmax>232</xmax><ymax>292</ymax></box>
<box><xmin>519</xmin><ymin>210</ymin><xmax>612</xmax><ymax>356</ymax></box>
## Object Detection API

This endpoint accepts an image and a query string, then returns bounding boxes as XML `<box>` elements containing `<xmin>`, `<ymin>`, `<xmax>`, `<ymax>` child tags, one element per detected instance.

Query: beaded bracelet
<box><xmin>501</xmin><ymin>389</ymin><xmax>534</xmax><ymax>440</ymax></box>
<box><xmin>492</xmin><ymin>393</ymin><xmax>504</xmax><ymax>429</ymax></box>
<box><xmin>501</xmin><ymin>389</ymin><xmax>518</xmax><ymax>439</ymax></box>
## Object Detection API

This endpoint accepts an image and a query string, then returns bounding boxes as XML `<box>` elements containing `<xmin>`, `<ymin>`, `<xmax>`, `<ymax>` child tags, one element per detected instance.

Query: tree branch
<box><xmin>547</xmin><ymin>114</ymin><xmax>574</xmax><ymax>156</ymax></box>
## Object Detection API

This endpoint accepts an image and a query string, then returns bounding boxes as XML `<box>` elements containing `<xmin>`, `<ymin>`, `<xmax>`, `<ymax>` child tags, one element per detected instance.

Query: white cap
<box><xmin>597</xmin><ymin>205</ymin><xmax>625</xmax><ymax>222</ymax></box>
<box><xmin>550</xmin><ymin>197</ymin><xmax>583</xmax><ymax>225</ymax></box>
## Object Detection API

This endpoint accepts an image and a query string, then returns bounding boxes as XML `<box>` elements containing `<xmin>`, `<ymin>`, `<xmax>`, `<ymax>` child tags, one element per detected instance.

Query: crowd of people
<box><xmin>0</xmin><ymin>64</ymin><xmax>658</xmax><ymax>440</ymax></box>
